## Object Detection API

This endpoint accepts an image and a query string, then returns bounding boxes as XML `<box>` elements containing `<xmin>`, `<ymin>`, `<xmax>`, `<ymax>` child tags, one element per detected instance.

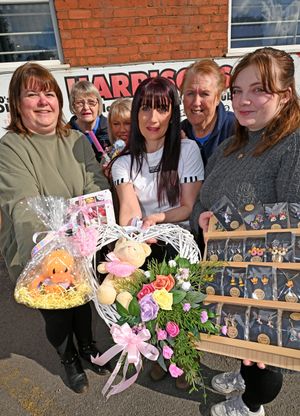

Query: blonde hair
<box><xmin>69</xmin><ymin>80</ymin><xmax>103</xmax><ymax>115</ymax></box>
<box><xmin>180</xmin><ymin>59</ymin><xmax>226</xmax><ymax>99</ymax></box>
<box><xmin>108</xmin><ymin>98</ymin><xmax>132</xmax><ymax>143</ymax></box>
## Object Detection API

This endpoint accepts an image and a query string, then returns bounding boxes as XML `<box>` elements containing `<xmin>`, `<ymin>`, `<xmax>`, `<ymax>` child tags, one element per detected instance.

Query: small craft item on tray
<box><xmin>263</xmin><ymin>202</ymin><xmax>289</xmax><ymax>229</ymax></box>
<box><xmin>265</xmin><ymin>231</ymin><xmax>294</xmax><ymax>263</ymax></box>
<box><xmin>248</xmin><ymin>307</ymin><xmax>278</xmax><ymax>346</ymax></box>
<box><xmin>240</xmin><ymin>203</ymin><xmax>265</xmax><ymax>230</ymax></box>
<box><xmin>288</xmin><ymin>202</ymin><xmax>300</xmax><ymax>229</ymax></box>
<box><xmin>223</xmin><ymin>267</ymin><xmax>247</xmax><ymax>298</ymax></box>
<box><xmin>226</xmin><ymin>238</ymin><xmax>245</xmax><ymax>262</ymax></box>
<box><xmin>281</xmin><ymin>311</ymin><xmax>300</xmax><ymax>349</ymax></box>
<box><xmin>277</xmin><ymin>268</ymin><xmax>300</xmax><ymax>303</ymax></box>
<box><xmin>220</xmin><ymin>304</ymin><xmax>249</xmax><ymax>340</ymax></box>
<box><xmin>245</xmin><ymin>265</ymin><xmax>275</xmax><ymax>301</ymax></box>
<box><xmin>206</xmin><ymin>239</ymin><xmax>227</xmax><ymax>262</ymax></box>
<box><xmin>244</xmin><ymin>237</ymin><xmax>266</xmax><ymax>262</ymax></box>
<box><xmin>211</xmin><ymin>196</ymin><xmax>244</xmax><ymax>231</ymax></box>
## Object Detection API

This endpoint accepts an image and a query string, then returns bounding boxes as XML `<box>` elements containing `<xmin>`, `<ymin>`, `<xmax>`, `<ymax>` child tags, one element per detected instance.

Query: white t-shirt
<box><xmin>111</xmin><ymin>138</ymin><xmax>204</xmax><ymax>222</ymax></box>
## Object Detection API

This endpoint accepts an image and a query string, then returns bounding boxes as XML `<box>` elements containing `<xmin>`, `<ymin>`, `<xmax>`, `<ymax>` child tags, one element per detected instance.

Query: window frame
<box><xmin>0</xmin><ymin>0</ymin><xmax>68</xmax><ymax>72</ymax></box>
<box><xmin>227</xmin><ymin>0</ymin><xmax>300</xmax><ymax>57</ymax></box>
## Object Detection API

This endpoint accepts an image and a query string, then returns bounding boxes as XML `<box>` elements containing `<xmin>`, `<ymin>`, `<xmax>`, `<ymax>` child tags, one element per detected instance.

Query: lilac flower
<box><xmin>200</xmin><ymin>310</ymin><xmax>208</xmax><ymax>323</ymax></box>
<box><xmin>183</xmin><ymin>303</ymin><xmax>191</xmax><ymax>312</ymax></box>
<box><xmin>139</xmin><ymin>294</ymin><xmax>159</xmax><ymax>322</ymax></box>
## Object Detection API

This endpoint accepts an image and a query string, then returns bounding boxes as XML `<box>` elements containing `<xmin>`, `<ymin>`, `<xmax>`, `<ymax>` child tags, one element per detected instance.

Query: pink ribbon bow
<box><xmin>91</xmin><ymin>323</ymin><xmax>159</xmax><ymax>398</ymax></box>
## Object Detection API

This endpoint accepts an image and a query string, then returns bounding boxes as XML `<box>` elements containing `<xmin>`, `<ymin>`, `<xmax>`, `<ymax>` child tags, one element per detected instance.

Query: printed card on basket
<box><xmin>69</xmin><ymin>189</ymin><xmax>116</xmax><ymax>226</ymax></box>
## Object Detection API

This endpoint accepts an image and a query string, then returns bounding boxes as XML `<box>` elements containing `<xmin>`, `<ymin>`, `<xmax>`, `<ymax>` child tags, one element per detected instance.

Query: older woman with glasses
<box><xmin>67</xmin><ymin>80</ymin><xmax>110</xmax><ymax>163</ymax></box>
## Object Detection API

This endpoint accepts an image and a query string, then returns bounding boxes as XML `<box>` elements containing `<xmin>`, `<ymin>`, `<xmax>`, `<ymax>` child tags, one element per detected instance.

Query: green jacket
<box><xmin>0</xmin><ymin>129</ymin><xmax>105</xmax><ymax>282</ymax></box>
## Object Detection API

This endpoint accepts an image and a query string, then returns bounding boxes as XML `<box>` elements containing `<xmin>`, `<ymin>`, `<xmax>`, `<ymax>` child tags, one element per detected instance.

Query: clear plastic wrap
<box><xmin>14</xmin><ymin>196</ymin><xmax>97</xmax><ymax>309</ymax></box>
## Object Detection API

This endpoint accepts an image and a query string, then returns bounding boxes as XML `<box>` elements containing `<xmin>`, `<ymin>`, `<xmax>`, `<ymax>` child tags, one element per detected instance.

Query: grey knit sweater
<box><xmin>190</xmin><ymin>128</ymin><xmax>300</xmax><ymax>235</ymax></box>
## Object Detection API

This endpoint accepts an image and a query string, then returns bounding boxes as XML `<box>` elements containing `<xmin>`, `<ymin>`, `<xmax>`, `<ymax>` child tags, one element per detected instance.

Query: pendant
<box><xmin>257</xmin><ymin>333</ymin><xmax>270</xmax><ymax>344</ymax></box>
<box><xmin>229</xmin><ymin>287</ymin><xmax>241</xmax><ymax>297</ymax></box>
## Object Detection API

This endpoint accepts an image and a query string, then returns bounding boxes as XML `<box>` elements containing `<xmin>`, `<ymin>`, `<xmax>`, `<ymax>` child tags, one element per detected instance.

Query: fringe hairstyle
<box><xmin>225</xmin><ymin>47</ymin><xmax>300</xmax><ymax>157</ymax></box>
<box><xmin>7</xmin><ymin>62</ymin><xmax>69</xmax><ymax>138</ymax></box>
<box><xmin>107</xmin><ymin>97</ymin><xmax>132</xmax><ymax>144</ymax></box>
<box><xmin>112</xmin><ymin>76</ymin><xmax>181</xmax><ymax>207</ymax></box>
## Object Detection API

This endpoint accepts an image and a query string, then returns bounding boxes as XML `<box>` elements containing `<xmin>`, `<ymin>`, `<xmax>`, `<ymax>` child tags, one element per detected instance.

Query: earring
<box><xmin>261</xmin><ymin>275</ymin><xmax>269</xmax><ymax>285</ymax></box>
<box><xmin>251</xmin><ymin>276</ymin><xmax>258</xmax><ymax>285</ymax></box>
<box><xmin>230</xmin><ymin>276</ymin><xmax>236</xmax><ymax>286</ymax></box>
<box><xmin>238</xmin><ymin>275</ymin><xmax>245</xmax><ymax>287</ymax></box>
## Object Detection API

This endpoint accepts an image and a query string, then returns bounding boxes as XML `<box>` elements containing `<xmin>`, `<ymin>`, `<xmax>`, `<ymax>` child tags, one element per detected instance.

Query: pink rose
<box><xmin>200</xmin><ymin>310</ymin><xmax>208</xmax><ymax>323</ymax></box>
<box><xmin>166</xmin><ymin>321</ymin><xmax>180</xmax><ymax>337</ymax></box>
<box><xmin>162</xmin><ymin>345</ymin><xmax>174</xmax><ymax>359</ymax></box>
<box><xmin>156</xmin><ymin>328</ymin><xmax>167</xmax><ymax>341</ymax></box>
<box><xmin>137</xmin><ymin>283</ymin><xmax>155</xmax><ymax>300</ymax></box>
<box><xmin>169</xmin><ymin>363</ymin><xmax>184</xmax><ymax>378</ymax></box>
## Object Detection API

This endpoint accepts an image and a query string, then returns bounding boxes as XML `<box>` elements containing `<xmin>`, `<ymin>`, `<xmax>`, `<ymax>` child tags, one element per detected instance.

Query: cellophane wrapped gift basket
<box><xmin>14</xmin><ymin>196</ymin><xmax>101</xmax><ymax>309</ymax></box>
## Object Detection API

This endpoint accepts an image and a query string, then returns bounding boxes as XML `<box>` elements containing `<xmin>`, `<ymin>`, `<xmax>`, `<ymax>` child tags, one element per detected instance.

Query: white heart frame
<box><xmin>92</xmin><ymin>223</ymin><xmax>201</xmax><ymax>327</ymax></box>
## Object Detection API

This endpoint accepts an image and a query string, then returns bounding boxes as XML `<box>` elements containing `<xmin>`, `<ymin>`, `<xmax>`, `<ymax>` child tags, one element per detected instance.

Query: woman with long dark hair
<box><xmin>111</xmin><ymin>76</ymin><xmax>203</xmax><ymax>229</ymax></box>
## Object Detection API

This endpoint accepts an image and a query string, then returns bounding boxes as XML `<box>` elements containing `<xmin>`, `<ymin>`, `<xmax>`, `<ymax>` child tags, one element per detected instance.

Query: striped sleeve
<box><xmin>180</xmin><ymin>139</ymin><xmax>204</xmax><ymax>183</ymax></box>
<box><xmin>111</xmin><ymin>155</ymin><xmax>132</xmax><ymax>186</ymax></box>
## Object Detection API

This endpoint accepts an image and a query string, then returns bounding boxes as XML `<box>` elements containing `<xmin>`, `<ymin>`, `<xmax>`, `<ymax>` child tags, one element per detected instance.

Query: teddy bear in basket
<box><xmin>97</xmin><ymin>238</ymin><xmax>151</xmax><ymax>306</ymax></box>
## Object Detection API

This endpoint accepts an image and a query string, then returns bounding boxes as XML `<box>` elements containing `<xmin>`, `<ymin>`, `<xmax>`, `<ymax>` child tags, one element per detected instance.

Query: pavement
<box><xmin>1</xmin><ymin>255</ymin><xmax>300</xmax><ymax>416</ymax></box>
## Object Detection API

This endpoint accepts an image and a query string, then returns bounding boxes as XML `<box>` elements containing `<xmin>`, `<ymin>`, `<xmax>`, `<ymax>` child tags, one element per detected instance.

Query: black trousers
<box><xmin>241</xmin><ymin>362</ymin><xmax>283</xmax><ymax>412</ymax></box>
<box><xmin>39</xmin><ymin>302</ymin><xmax>93</xmax><ymax>357</ymax></box>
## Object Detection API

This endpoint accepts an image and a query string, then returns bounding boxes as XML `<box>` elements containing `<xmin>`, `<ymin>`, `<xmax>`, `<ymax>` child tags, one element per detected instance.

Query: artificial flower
<box><xmin>183</xmin><ymin>302</ymin><xmax>191</xmax><ymax>312</ymax></box>
<box><xmin>152</xmin><ymin>288</ymin><xmax>173</xmax><ymax>310</ymax></box>
<box><xmin>139</xmin><ymin>294</ymin><xmax>159</xmax><ymax>322</ymax></box>
<box><xmin>168</xmin><ymin>260</ymin><xmax>177</xmax><ymax>267</ymax></box>
<box><xmin>137</xmin><ymin>283</ymin><xmax>155</xmax><ymax>300</ymax></box>
<box><xmin>200</xmin><ymin>310</ymin><xmax>208</xmax><ymax>323</ymax></box>
<box><xmin>152</xmin><ymin>274</ymin><xmax>175</xmax><ymax>291</ymax></box>
<box><xmin>181</xmin><ymin>281</ymin><xmax>191</xmax><ymax>291</ymax></box>
<box><xmin>169</xmin><ymin>363</ymin><xmax>184</xmax><ymax>378</ymax></box>
<box><xmin>162</xmin><ymin>345</ymin><xmax>174</xmax><ymax>359</ymax></box>
<box><xmin>166</xmin><ymin>321</ymin><xmax>180</xmax><ymax>337</ymax></box>
<box><xmin>156</xmin><ymin>328</ymin><xmax>168</xmax><ymax>341</ymax></box>
<box><xmin>221</xmin><ymin>325</ymin><xmax>228</xmax><ymax>336</ymax></box>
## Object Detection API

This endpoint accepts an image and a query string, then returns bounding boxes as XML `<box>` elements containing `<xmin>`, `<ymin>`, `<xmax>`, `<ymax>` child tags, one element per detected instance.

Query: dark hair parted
<box><xmin>115</xmin><ymin>76</ymin><xmax>181</xmax><ymax>207</ymax></box>
<box><xmin>225</xmin><ymin>47</ymin><xmax>300</xmax><ymax>157</ymax></box>
<box><xmin>7</xmin><ymin>62</ymin><xmax>68</xmax><ymax>138</ymax></box>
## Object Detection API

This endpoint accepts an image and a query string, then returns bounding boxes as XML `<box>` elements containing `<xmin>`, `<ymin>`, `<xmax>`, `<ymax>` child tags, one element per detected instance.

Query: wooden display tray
<box><xmin>195</xmin><ymin>295</ymin><xmax>300</xmax><ymax>371</ymax></box>
<box><xmin>197</xmin><ymin>217</ymin><xmax>300</xmax><ymax>371</ymax></box>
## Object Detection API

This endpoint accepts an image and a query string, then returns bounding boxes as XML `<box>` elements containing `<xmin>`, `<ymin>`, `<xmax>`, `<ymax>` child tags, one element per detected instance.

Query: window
<box><xmin>0</xmin><ymin>0</ymin><xmax>63</xmax><ymax>64</ymax></box>
<box><xmin>229</xmin><ymin>0</ymin><xmax>300</xmax><ymax>54</ymax></box>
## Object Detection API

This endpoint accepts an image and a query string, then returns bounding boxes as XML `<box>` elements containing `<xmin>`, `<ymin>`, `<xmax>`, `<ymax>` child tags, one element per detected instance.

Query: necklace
<box><xmin>280</xmin><ymin>270</ymin><xmax>300</xmax><ymax>302</ymax></box>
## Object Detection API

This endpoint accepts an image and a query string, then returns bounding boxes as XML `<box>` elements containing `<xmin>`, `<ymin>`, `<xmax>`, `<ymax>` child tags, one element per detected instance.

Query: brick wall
<box><xmin>54</xmin><ymin>0</ymin><xmax>229</xmax><ymax>67</ymax></box>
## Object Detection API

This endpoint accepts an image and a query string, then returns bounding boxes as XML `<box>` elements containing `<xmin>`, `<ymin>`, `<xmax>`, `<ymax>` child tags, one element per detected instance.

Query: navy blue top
<box><xmin>181</xmin><ymin>102</ymin><xmax>236</xmax><ymax>166</ymax></box>
<box><xmin>69</xmin><ymin>114</ymin><xmax>110</xmax><ymax>163</ymax></box>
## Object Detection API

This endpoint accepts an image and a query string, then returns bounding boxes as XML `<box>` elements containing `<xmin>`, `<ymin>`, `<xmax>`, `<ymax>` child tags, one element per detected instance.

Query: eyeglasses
<box><xmin>74</xmin><ymin>99</ymin><xmax>99</xmax><ymax>109</ymax></box>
